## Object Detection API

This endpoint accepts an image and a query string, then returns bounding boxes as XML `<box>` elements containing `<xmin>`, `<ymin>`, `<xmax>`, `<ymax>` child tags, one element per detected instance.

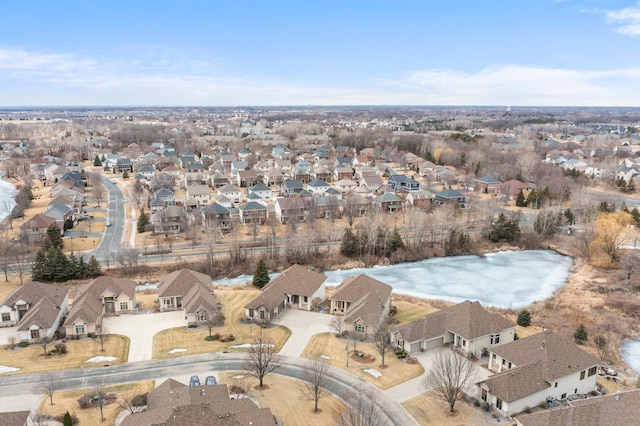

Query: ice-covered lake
<box><xmin>0</xmin><ymin>175</ymin><xmax>18</xmax><ymax>222</ymax></box>
<box><xmin>619</xmin><ymin>339</ymin><xmax>640</xmax><ymax>375</ymax></box>
<box><xmin>212</xmin><ymin>250</ymin><xmax>573</xmax><ymax>309</ymax></box>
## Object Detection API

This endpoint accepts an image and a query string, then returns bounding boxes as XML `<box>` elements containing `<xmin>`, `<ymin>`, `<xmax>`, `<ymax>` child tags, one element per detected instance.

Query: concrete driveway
<box><xmin>103</xmin><ymin>311</ymin><xmax>186</xmax><ymax>363</ymax></box>
<box><xmin>271</xmin><ymin>309</ymin><xmax>333</xmax><ymax>357</ymax></box>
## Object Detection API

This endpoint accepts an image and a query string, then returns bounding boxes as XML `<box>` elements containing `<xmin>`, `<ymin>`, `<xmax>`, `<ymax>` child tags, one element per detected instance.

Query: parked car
<box><xmin>78</xmin><ymin>214</ymin><xmax>93</xmax><ymax>221</ymax></box>
<box><xmin>105</xmin><ymin>220</ymin><xmax>112</xmax><ymax>227</ymax></box>
<box><xmin>205</xmin><ymin>375</ymin><xmax>217</xmax><ymax>385</ymax></box>
<box><xmin>189</xmin><ymin>375</ymin><xmax>200</xmax><ymax>386</ymax></box>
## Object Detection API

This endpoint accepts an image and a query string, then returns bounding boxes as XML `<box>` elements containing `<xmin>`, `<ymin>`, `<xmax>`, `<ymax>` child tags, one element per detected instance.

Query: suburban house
<box><xmin>474</xmin><ymin>175</ymin><xmax>502</xmax><ymax>193</ymax></box>
<box><xmin>19</xmin><ymin>213</ymin><xmax>59</xmax><ymax>244</ymax></box>
<box><xmin>478</xmin><ymin>330</ymin><xmax>600</xmax><ymax>417</ymax></box>
<box><xmin>153</xmin><ymin>188</ymin><xmax>176</xmax><ymax>206</ymax></box>
<box><xmin>391</xmin><ymin>300</ymin><xmax>515</xmax><ymax>357</ymax></box>
<box><xmin>274</xmin><ymin>197</ymin><xmax>306</xmax><ymax>223</ymax></box>
<box><xmin>217</xmin><ymin>183</ymin><xmax>243</xmax><ymax>204</ymax></box>
<box><xmin>64</xmin><ymin>276</ymin><xmax>136</xmax><ymax>336</ymax></box>
<box><xmin>237</xmin><ymin>169</ymin><xmax>260</xmax><ymax>187</ymax></box>
<box><xmin>281</xmin><ymin>179</ymin><xmax>304</xmax><ymax>196</ymax></box>
<box><xmin>329</xmin><ymin>274</ymin><xmax>392</xmax><ymax>337</ymax></box>
<box><xmin>185</xmin><ymin>184</ymin><xmax>212</xmax><ymax>207</ymax></box>
<box><xmin>248</xmin><ymin>183</ymin><xmax>273</xmax><ymax>202</ymax></box>
<box><xmin>0</xmin><ymin>281</ymin><xmax>69</xmax><ymax>342</ymax></box>
<box><xmin>157</xmin><ymin>269</ymin><xmax>219</xmax><ymax>325</ymax></box>
<box><xmin>434</xmin><ymin>188</ymin><xmax>467</xmax><ymax>207</ymax></box>
<box><xmin>200</xmin><ymin>202</ymin><xmax>232</xmax><ymax>231</ymax></box>
<box><xmin>263</xmin><ymin>169</ymin><xmax>287</xmax><ymax>186</ymax></box>
<box><xmin>335</xmin><ymin>178</ymin><xmax>358</xmax><ymax>193</ymax></box>
<box><xmin>150</xmin><ymin>205</ymin><xmax>187</xmax><ymax>234</ymax></box>
<box><xmin>375</xmin><ymin>192</ymin><xmax>404</xmax><ymax>213</ymax></box>
<box><xmin>306</xmin><ymin>179</ymin><xmax>331</xmax><ymax>195</ymax></box>
<box><xmin>42</xmin><ymin>203</ymin><xmax>74</xmax><ymax>228</ymax></box>
<box><xmin>244</xmin><ymin>264</ymin><xmax>326</xmax><ymax>323</ymax></box>
<box><xmin>515</xmin><ymin>389</ymin><xmax>640</xmax><ymax>426</ymax></box>
<box><xmin>497</xmin><ymin>180</ymin><xmax>532</xmax><ymax>201</ymax></box>
<box><xmin>239</xmin><ymin>201</ymin><xmax>268</xmax><ymax>225</ymax></box>
<box><xmin>388</xmin><ymin>174</ymin><xmax>420</xmax><ymax>192</ymax></box>
<box><xmin>120</xmin><ymin>378</ymin><xmax>275</xmax><ymax>426</ymax></box>
<box><xmin>334</xmin><ymin>166</ymin><xmax>354</xmax><ymax>181</ymax></box>
<box><xmin>114</xmin><ymin>158</ymin><xmax>133</xmax><ymax>173</ymax></box>
<box><xmin>210</xmin><ymin>170</ymin><xmax>230</xmax><ymax>189</ymax></box>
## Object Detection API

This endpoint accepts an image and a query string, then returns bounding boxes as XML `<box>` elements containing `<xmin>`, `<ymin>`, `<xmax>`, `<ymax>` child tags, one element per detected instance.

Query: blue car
<box><xmin>189</xmin><ymin>375</ymin><xmax>200</xmax><ymax>386</ymax></box>
<box><xmin>205</xmin><ymin>375</ymin><xmax>217</xmax><ymax>385</ymax></box>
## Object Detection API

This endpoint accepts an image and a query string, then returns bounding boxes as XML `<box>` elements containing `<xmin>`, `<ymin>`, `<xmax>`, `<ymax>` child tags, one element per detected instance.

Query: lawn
<box><xmin>392</xmin><ymin>294</ymin><xmax>440</xmax><ymax>324</ymax></box>
<box><xmin>0</xmin><ymin>334</ymin><xmax>129</xmax><ymax>376</ymax></box>
<box><xmin>153</xmin><ymin>288</ymin><xmax>291</xmax><ymax>359</ymax></box>
<box><xmin>402</xmin><ymin>391</ymin><xmax>492</xmax><ymax>426</ymax></box>
<box><xmin>218</xmin><ymin>372</ymin><xmax>345</xmax><ymax>425</ymax></box>
<box><xmin>301</xmin><ymin>332</ymin><xmax>424</xmax><ymax>390</ymax></box>
<box><xmin>37</xmin><ymin>380</ymin><xmax>153</xmax><ymax>426</ymax></box>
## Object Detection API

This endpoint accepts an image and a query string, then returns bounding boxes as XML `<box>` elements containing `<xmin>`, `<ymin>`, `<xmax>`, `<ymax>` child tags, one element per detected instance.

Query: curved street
<box><xmin>0</xmin><ymin>352</ymin><xmax>417</xmax><ymax>426</ymax></box>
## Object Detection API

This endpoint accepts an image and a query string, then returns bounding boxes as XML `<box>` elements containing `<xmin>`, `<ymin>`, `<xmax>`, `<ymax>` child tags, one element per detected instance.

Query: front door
<box><xmin>105</xmin><ymin>301</ymin><xmax>115</xmax><ymax>314</ymax></box>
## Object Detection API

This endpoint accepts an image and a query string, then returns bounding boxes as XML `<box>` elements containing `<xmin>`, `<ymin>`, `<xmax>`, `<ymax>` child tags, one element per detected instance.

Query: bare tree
<box><xmin>370</xmin><ymin>320</ymin><xmax>393</xmax><ymax>369</ymax></box>
<box><xmin>118</xmin><ymin>389</ymin><xmax>146</xmax><ymax>414</ymax></box>
<box><xmin>299</xmin><ymin>358</ymin><xmax>331</xmax><ymax>412</ymax></box>
<box><xmin>422</xmin><ymin>349</ymin><xmax>477</xmax><ymax>413</ymax></box>
<box><xmin>0</xmin><ymin>231</ymin><xmax>11</xmax><ymax>282</ymax></box>
<box><xmin>204</xmin><ymin>310</ymin><xmax>225</xmax><ymax>337</ymax></box>
<box><xmin>334</xmin><ymin>384</ymin><xmax>388</xmax><ymax>426</ymax></box>
<box><xmin>12</xmin><ymin>243</ymin><xmax>33</xmax><ymax>285</ymax></box>
<box><xmin>34</xmin><ymin>372</ymin><xmax>57</xmax><ymax>405</ymax></box>
<box><xmin>329</xmin><ymin>315</ymin><xmax>345</xmax><ymax>337</ymax></box>
<box><xmin>95</xmin><ymin>384</ymin><xmax>107</xmax><ymax>421</ymax></box>
<box><xmin>242</xmin><ymin>329</ymin><xmax>282</xmax><ymax>387</ymax></box>
<box><xmin>90</xmin><ymin>174</ymin><xmax>106</xmax><ymax>207</ymax></box>
<box><xmin>39</xmin><ymin>336</ymin><xmax>52</xmax><ymax>357</ymax></box>
<box><xmin>94</xmin><ymin>323</ymin><xmax>108</xmax><ymax>352</ymax></box>
<box><xmin>621</xmin><ymin>251</ymin><xmax>640</xmax><ymax>281</ymax></box>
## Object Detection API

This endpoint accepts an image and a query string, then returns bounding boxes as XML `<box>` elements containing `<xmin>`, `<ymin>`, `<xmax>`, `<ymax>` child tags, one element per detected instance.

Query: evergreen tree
<box><xmin>137</xmin><ymin>209</ymin><xmax>150</xmax><ymax>233</ymax></box>
<box><xmin>340</xmin><ymin>228</ymin><xmax>359</xmax><ymax>257</ymax></box>
<box><xmin>86</xmin><ymin>256</ymin><xmax>102</xmax><ymax>278</ymax></box>
<box><xmin>62</xmin><ymin>411</ymin><xmax>73</xmax><ymax>426</ymax></box>
<box><xmin>515</xmin><ymin>190</ymin><xmax>527</xmax><ymax>207</ymax></box>
<box><xmin>515</xmin><ymin>171</ymin><xmax>524</xmax><ymax>182</ymax></box>
<box><xmin>31</xmin><ymin>250</ymin><xmax>47</xmax><ymax>281</ymax></box>
<box><xmin>76</xmin><ymin>256</ymin><xmax>87</xmax><ymax>279</ymax></box>
<box><xmin>385</xmin><ymin>228</ymin><xmax>405</xmax><ymax>257</ymax></box>
<box><xmin>101</xmin><ymin>154</ymin><xmax>106</xmax><ymax>163</ymax></box>
<box><xmin>564</xmin><ymin>209</ymin><xmax>575</xmax><ymax>225</ymax></box>
<box><xmin>488</xmin><ymin>213</ymin><xmax>521</xmax><ymax>242</ymax></box>
<box><xmin>517</xmin><ymin>309</ymin><xmax>531</xmax><ymax>327</ymax></box>
<box><xmin>631</xmin><ymin>207</ymin><xmax>640</xmax><ymax>226</ymax></box>
<box><xmin>252</xmin><ymin>259</ymin><xmax>270</xmax><ymax>288</ymax></box>
<box><xmin>93</xmin><ymin>155</ymin><xmax>102</xmax><ymax>166</ymax></box>
<box><xmin>43</xmin><ymin>223</ymin><xmax>64</xmax><ymax>250</ymax></box>
<box><xmin>573</xmin><ymin>324</ymin><xmax>588</xmax><ymax>344</ymax></box>
<box><xmin>123</xmin><ymin>170</ymin><xmax>130</xmax><ymax>179</ymax></box>
<box><xmin>49</xmin><ymin>248</ymin><xmax>72</xmax><ymax>282</ymax></box>
<box><xmin>525</xmin><ymin>189</ymin><xmax>540</xmax><ymax>209</ymax></box>
<box><xmin>64</xmin><ymin>217</ymin><xmax>74</xmax><ymax>231</ymax></box>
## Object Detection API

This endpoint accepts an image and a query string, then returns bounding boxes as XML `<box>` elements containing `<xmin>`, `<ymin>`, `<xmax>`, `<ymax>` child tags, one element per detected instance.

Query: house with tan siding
<box><xmin>157</xmin><ymin>269</ymin><xmax>218</xmax><ymax>326</ymax></box>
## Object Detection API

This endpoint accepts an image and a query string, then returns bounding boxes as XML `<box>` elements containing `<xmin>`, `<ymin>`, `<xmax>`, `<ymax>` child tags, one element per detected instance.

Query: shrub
<box><xmin>87</xmin><ymin>333</ymin><xmax>94</xmax><ymax>338</ymax></box>
<box><xmin>131</xmin><ymin>393</ymin><xmax>147</xmax><ymax>407</ymax></box>
<box><xmin>491</xmin><ymin>412</ymin><xmax>499</xmax><ymax>419</ymax></box>
<box><xmin>517</xmin><ymin>309</ymin><xmax>531</xmax><ymax>327</ymax></box>
<box><xmin>205</xmin><ymin>336</ymin><xmax>216</xmax><ymax>341</ymax></box>
<box><xmin>18</xmin><ymin>341</ymin><xmax>29</xmax><ymax>348</ymax></box>
<box><xmin>55</xmin><ymin>343</ymin><xmax>67</xmax><ymax>354</ymax></box>
<box><xmin>573</xmin><ymin>324</ymin><xmax>588</xmax><ymax>344</ymax></box>
<box><xmin>524</xmin><ymin>406</ymin><xmax>532</xmax><ymax>414</ymax></box>
<box><xmin>226</xmin><ymin>334</ymin><xmax>235</xmax><ymax>342</ymax></box>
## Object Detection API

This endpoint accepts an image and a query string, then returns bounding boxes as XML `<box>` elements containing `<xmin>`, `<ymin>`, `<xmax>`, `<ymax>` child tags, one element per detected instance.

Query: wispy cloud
<box><xmin>0</xmin><ymin>48</ymin><xmax>638</xmax><ymax>106</ymax></box>
<box><xmin>603</xmin><ymin>2</ymin><xmax>640</xmax><ymax>36</ymax></box>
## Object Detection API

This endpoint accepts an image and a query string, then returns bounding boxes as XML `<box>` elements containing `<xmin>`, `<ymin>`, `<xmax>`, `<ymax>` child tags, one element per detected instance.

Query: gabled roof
<box><xmin>275</xmin><ymin>197</ymin><xmax>305</xmax><ymax>210</ymax></box>
<box><xmin>218</xmin><ymin>183</ymin><xmax>241</xmax><ymax>193</ymax></box>
<box><xmin>157</xmin><ymin>269</ymin><xmax>218</xmax><ymax>315</ymax></box>
<box><xmin>2</xmin><ymin>281</ymin><xmax>67</xmax><ymax>330</ymax></box>
<box><xmin>240</xmin><ymin>201</ymin><xmax>267</xmax><ymax>212</ymax></box>
<box><xmin>393</xmin><ymin>300</ymin><xmax>514</xmax><ymax>343</ymax></box>
<box><xmin>307</xmin><ymin>179</ymin><xmax>330</xmax><ymax>188</ymax></box>
<box><xmin>435</xmin><ymin>188</ymin><xmax>464</xmax><ymax>199</ymax></box>
<box><xmin>332</xmin><ymin>275</ymin><xmax>392</xmax><ymax>326</ymax></box>
<box><xmin>64</xmin><ymin>277</ymin><xmax>136</xmax><ymax>326</ymax></box>
<box><xmin>202</xmin><ymin>202</ymin><xmax>230</xmax><ymax>215</ymax></box>
<box><xmin>249</xmin><ymin>183</ymin><xmax>270</xmax><ymax>192</ymax></box>
<box><xmin>488</xmin><ymin>330</ymin><xmax>599</xmax><ymax>385</ymax></box>
<box><xmin>475</xmin><ymin>175</ymin><xmax>501</xmax><ymax>184</ymax></box>
<box><xmin>515</xmin><ymin>389</ymin><xmax>640</xmax><ymax>426</ymax></box>
<box><xmin>245</xmin><ymin>264</ymin><xmax>326</xmax><ymax>311</ymax></box>
<box><xmin>186</xmin><ymin>184</ymin><xmax>211</xmax><ymax>196</ymax></box>
<box><xmin>20</xmin><ymin>213</ymin><xmax>57</xmax><ymax>230</ymax></box>
<box><xmin>377</xmin><ymin>192</ymin><xmax>402</xmax><ymax>203</ymax></box>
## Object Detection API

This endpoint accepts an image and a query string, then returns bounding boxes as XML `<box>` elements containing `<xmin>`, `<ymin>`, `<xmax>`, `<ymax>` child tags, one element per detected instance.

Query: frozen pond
<box><xmin>212</xmin><ymin>250</ymin><xmax>573</xmax><ymax>309</ymax></box>
<box><xmin>0</xmin><ymin>175</ymin><xmax>18</xmax><ymax>222</ymax></box>
<box><xmin>619</xmin><ymin>339</ymin><xmax>640</xmax><ymax>375</ymax></box>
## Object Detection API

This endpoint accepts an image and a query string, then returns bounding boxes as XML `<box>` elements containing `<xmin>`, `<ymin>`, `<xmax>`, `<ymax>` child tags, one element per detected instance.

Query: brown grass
<box><xmin>152</xmin><ymin>288</ymin><xmax>291</xmax><ymax>359</ymax></box>
<box><xmin>402</xmin><ymin>391</ymin><xmax>492</xmax><ymax>426</ymax></box>
<box><xmin>37</xmin><ymin>380</ymin><xmax>153</xmax><ymax>426</ymax></box>
<box><xmin>136</xmin><ymin>292</ymin><xmax>158</xmax><ymax>310</ymax></box>
<box><xmin>0</xmin><ymin>335</ymin><xmax>129</xmax><ymax>375</ymax></box>
<box><xmin>218</xmin><ymin>372</ymin><xmax>345</xmax><ymax>425</ymax></box>
<box><xmin>392</xmin><ymin>294</ymin><xmax>440</xmax><ymax>324</ymax></box>
<box><xmin>300</xmin><ymin>332</ymin><xmax>424</xmax><ymax>390</ymax></box>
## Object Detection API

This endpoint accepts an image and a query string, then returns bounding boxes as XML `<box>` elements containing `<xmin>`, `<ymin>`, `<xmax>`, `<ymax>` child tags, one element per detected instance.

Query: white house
<box><xmin>217</xmin><ymin>183</ymin><xmax>243</xmax><ymax>204</ymax></box>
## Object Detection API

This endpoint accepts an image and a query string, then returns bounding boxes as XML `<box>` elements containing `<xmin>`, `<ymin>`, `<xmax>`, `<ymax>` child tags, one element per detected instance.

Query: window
<box><xmin>561</xmin><ymin>393</ymin><xmax>567</xmax><ymax>400</ymax></box>
<box><xmin>1</xmin><ymin>313</ymin><xmax>10</xmax><ymax>322</ymax></box>
<box><xmin>119</xmin><ymin>302</ymin><xmax>128</xmax><ymax>311</ymax></box>
<box><xmin>554</xmin><ymin>382</ymin><xmax>558</xmax><ymax>388</ymax></box>
<box><xmin>197</xmin><ymin>312</ymin><xmax>207</xmax><ymax>321</ymax></box>
<box><xmin>259</xmin><ymin>310</ymin><xmax>265</xmax><ymax>319</ymax></box>
<box><xmin>580</xmin><ymin>370</ymin><xmax>586</xmax><ymax>380</ymax></box>
<box><xmin>30</xmin><ymin>329</ymin><xmax>40</xmax><ymax>339</ymax></box>
<box><xmin>588</xmin><ymin>366</ymin><xmax>597</xmax><ymax>377</ymax></box>
<box><xmin>356</xmin><ymin>324</ymin><xmax>365</xmax><ymax>333</ymax></box>
<box><xmin>303</xmin><ymin>296</ymin><xmax>308</xmax><ymax>303</ymax></box>
<box><xmin>490</xmin><ymin>334</ymin><xmax>501</xmax><ymax>345</ymax></box>
<box><xmin>75</xmin><ymin>324</ymin><xmax>85</xmax><ymax>335</ymax></box>
<box><xmin>496</xmin><ymin>398</ymin><xmax>502</xmax><ymax>409</ymax></box>
<box><xmin>164</xmin><ymin>299</ymin><xmax>172</xmax><ymax>306</ymax></box>
<box><xmin>249</xmin><ymin>310</ymin><xmax>254</xmax><ymax>318</ymax></box>
<box><xmin>481</xmin><ymin>389</ymin><xmax>487</xmax><ymax>401</ymax></box>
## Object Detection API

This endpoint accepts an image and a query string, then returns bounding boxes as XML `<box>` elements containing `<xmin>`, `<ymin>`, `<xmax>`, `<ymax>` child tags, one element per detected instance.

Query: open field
<box><xmin>301</xmin><ymin>332</ymin><xmax>424</xmax><ymax>390</ymax></box>
<box><xmin>218</xmin><ymin>372</ymin><xmax>346</xmax><ymax>426</ymax></box>
<box><xmin>153</xmin><ymin>288</ymin><xmax>291</xmax><ymax>359</ymax></box>
<box><xmin>37</xmin><ymin>380</ymin><xmax>153</xmax><ymax>426</ymax></box>
<box><xmin>0</xmin><ymin>335</ymin><xmax>129</xmax><ymax>375</ymax></box>
<box><xmin>402</xmin><ymin>392</ymin><xmax>496</xmax><ymax>426</ymax></box>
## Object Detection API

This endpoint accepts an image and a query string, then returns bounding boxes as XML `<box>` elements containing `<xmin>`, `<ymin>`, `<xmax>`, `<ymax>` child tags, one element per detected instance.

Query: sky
<box><xmin>0</xmin><ymin>0</ymin><xmax>639</xmax><ymax>107</ymax></box>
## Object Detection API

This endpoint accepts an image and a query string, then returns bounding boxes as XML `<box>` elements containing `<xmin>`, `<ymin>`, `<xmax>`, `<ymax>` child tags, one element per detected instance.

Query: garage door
<box><xmin>410</xmin><ymin>341</ymin><xmax>421</xmax><ymax>354</ymax></box>
<box><xmin>423</xmin><ymin>337</ymin><xmax>443</xmax><ymax>352</ymax></box>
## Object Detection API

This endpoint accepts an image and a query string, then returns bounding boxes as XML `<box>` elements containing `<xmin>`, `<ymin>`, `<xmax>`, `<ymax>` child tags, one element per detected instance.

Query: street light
<box><xmin>345</xmin><ymin>343</ymin><xmax>349</xmax><ymax>367</ymax></box>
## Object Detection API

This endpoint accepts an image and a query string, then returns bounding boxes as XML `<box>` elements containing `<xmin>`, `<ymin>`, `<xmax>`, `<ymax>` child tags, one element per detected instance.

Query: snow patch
<box><xmin>86</xmin><ymin>356</ymin><xmax>117</xmax><ymax>363</ymax></box>
<box><xmin>620</xmin><ymin>339</ymin><xmax>640</xmax><ymax>375</ymax></box>
<box><xmin>232</xmin><ymin>375</ymin><xmax>247</xmax><ymax>379</ymax></box>
<box><xmin>168</xmin><ymin>348</ymin><xmax>187</xmax><ymax>354</ymax></box>
<box><xmin>364</xmin><ymin>368</ymin><xmax>382</xmax><ymax>378</ymax></box>
<box><xmin>0</xmin><ymin>365</ymin><xmax>19</xmax><ymax>374</ymax></box>
<box><xmin>228</xmin><ymin>343</ymin><xmax>274</xmax><ymax>349</ymax></box>
<box><xmin>320</xmin><ymin>355</ymin><xmax>330</xmax><ymax>360</ymax></box>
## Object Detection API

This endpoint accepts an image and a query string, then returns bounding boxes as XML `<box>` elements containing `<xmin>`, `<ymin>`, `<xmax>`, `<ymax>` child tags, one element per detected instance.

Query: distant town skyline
<box><xmin>1</xmin><ymin>1</ymin><xmax>639</xmax><ymax>107</ymax></box>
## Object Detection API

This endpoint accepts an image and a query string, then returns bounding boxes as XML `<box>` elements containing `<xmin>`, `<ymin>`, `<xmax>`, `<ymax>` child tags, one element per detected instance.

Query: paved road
<box><xmin>89</xmin><ymin>177</ymin><xmax>126</xmax><ymax>261</ymax></box>
<box><xmin>102</xmin><ymin>310</ymin><xmax>186</xmax><ymax>362</ymax></box>
<box><xmin>0</xmin><ymin>353</ymin><xmax>417</xmax><ymax>426</ymax></box>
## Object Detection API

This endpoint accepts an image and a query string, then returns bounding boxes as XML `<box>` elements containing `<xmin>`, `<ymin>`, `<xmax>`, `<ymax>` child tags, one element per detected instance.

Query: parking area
<box><xmin>271</xmin><ymin>308</ymin><xmax>333</xmax><ymax>357</ymax></box>
<box><xmin>103</xmin><ymin>310</ymin><xmax>186</xmax><ymax>363</ymax></box>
